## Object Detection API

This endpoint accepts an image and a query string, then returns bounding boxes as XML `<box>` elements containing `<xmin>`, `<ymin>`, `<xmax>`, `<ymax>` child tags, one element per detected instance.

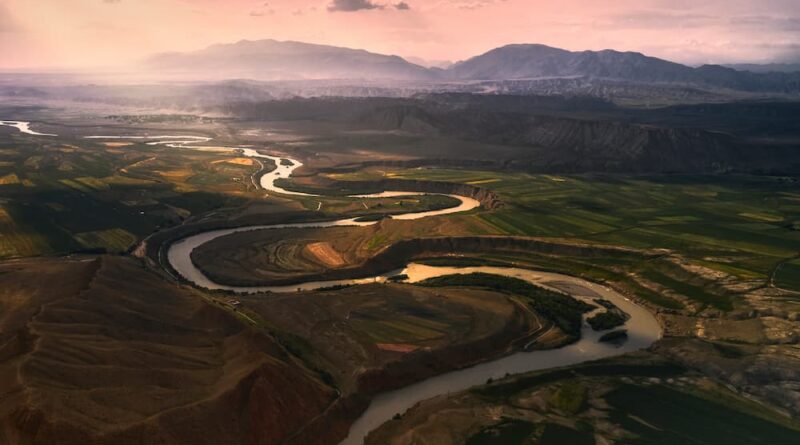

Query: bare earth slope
<box><xmin>0</xmin><ymin>256</ymin><xmax>334</xmax><ymax>445</ymax></box>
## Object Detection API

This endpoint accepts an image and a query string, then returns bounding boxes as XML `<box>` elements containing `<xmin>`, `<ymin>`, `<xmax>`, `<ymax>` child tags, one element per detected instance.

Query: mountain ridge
<box><xmin>145</xmin><ymin>39</ymin><xmax>800</xmax><ymax>92</ymax></box>
<box><xmin>146</xmin><ymin>38</ymin><xmax>436</xmax><ymax>81</ymax></box>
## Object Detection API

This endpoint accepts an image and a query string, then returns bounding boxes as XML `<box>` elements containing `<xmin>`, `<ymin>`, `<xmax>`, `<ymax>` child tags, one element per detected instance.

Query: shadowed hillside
<box><xmin>0</xmin><ymin>257</ymin><xmax>334</xmax><ymax>445</ymax></box>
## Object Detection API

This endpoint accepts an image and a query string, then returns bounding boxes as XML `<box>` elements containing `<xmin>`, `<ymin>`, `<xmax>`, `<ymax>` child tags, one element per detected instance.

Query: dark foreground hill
<box><xmin>0</xmin><ymin>257</ymin><xmax>334</xmax><ymax>445</ymax></box>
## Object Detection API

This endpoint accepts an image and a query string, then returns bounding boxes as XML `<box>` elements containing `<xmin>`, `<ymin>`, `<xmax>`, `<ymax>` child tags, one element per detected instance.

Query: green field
<box><xmin>606</xmin><ymin>384</ymin><xmax>800</xmax><ymax>444</ymax></box>
<box><xmin>0</xmin><ymin>137</ymin><xmax>255</xmax><ymax>257</ymax></box>
<box><xmin>389</xmin><ymin>169</ymin><xmax>800</xmax><ymax>292</ymax></box>
<box><xmin>775</xmin><ymin>258</ymin><xmax>800</xmax><ymax>291</ymax></box>
<box><xmin>465</xmin><ymin>419</ymin><xmax>538</xmax><ymax>445</ymax></box>
<box><xmin>418</xmin><ymin>272</ymin><xmax>593</xmax><ymax>337</ymax></box>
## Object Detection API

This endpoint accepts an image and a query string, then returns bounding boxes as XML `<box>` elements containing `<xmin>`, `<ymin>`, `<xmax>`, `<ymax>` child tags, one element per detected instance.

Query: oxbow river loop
<box><xmin>12</xmin><ymin>124</ymin><xmax>662</xmax><ymax>445</ymax></box>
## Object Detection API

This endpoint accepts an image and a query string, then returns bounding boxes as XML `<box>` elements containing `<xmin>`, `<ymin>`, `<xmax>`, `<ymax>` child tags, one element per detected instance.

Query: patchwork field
<box><xmin>370</xmin><ymin>168</ymin><xmax>800</xmax><ymax>291</ymax></box>
<box><xmin>2</xmin><ymin>106</ymin><xmax>800</xmax><ymax>445</ymax></box>
<box><xmin>0</xmin><ymin>128</ymin><xmax>270</xmax><ymax>257</ymax></box>
<box><xmin>365</xmin><ymin>355</ymin><xmax>800</xmax><ymax>445</ymax></box>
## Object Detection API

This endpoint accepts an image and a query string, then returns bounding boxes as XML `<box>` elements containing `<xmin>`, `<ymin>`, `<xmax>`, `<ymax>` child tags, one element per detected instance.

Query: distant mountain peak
<box><xmin>447</xmin><ymin>44</ymin><xmax>799</xmax><ymax>92</ymax></box>
<box><xmin>143</xmin><ymin>39</ymin><xmax>799</xmax><ymax>92</ymax></box>
<box><xmin>145</xmin><ymin>39</ymin><xmax>432</xmax><ymax>81</ymax></box>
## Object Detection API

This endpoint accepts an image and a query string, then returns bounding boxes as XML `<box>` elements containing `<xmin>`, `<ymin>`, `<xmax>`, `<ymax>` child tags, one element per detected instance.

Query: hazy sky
<box><xmin>1</xmin><ymin>0</ymin><xmax>799</xmax><ymax>69</ymax></box>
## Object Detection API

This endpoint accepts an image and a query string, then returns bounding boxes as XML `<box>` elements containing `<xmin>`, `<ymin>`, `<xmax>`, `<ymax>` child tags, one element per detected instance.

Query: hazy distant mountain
<box><xmin>144</xmin><ymin>40</ymin><xmax>800</xmax><ymax>92</ymax></box>
<box><xmin>448</xmin><ymin>44</ymin><xmax>691</xmax><ymax>81</ymax></box>
<box><xmin>725</xmin><ymin>63</ymin><xmax>800</xmax><ymax>73</ymax></box>
<box><xmin>448</xmin><ymin>44</ymin><xmax>800</xmax><ymax>92</ymax></box>
<box><xmin>145</xmin><ymin>39</ymin><xmax>434</xmax><ymax>81</ymax></box>
<box><xmin>405</xmin><ymin>57</ymin><xmax>453</xmax><ymax>69</ymax></box>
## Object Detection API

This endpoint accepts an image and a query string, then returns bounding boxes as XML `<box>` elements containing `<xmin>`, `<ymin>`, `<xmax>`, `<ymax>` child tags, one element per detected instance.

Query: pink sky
<box><xmin>1</xmin><ymin>0</ymin><xmax>798</xmax><ymax>69</ymax></box>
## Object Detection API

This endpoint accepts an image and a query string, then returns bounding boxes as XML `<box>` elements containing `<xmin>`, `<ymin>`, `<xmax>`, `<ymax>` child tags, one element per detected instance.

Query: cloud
<box><xmin>102</xmin><ymin>0</ymin><xmax>122</xmax><ymax>4</ymax></box>
<box><xmin>395</xmin><ymin>2</ymin><xmax>411</xmax><ymax>10</ymax></box>
<box><xmin>729</xmin><ymin>15</ymin><xmax>800</xmax><ymax>32</ymax></box>
<box><xmin>608</xmin><ymin>11</ymin><xmax>715</xmax><ymax>29</ymax></box>
<box><xmin>447</xmin><ymin>0</ymin><xmax>506</xmax><ymax>10</ymax></box>
<box><xmin>327</xmin><ymin>0</ymin><xmax>384</xmax><ymax>12</ymax></box>
<box><xmin>249</xmin><ymin>9</ymin><xmax>276</xmax><ymax>17</ymax></box>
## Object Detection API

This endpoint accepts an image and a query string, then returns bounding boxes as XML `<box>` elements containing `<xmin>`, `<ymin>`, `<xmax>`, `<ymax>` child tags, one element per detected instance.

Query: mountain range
<box><xmin>146</xmin><ymin>39</ymin><xmax>800</xmax><ymax>93</ymax></box>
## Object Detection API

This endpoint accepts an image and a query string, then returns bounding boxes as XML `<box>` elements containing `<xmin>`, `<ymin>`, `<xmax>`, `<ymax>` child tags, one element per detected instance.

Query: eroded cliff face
<box><xmin>517</xmin><ymin>117</ymin><xmax>736</xmax><ymax>172</ymax></box>
<box><xmin>356</xmin><ymin>105</ymin><xmax>769</xmax><ymax>173</ymax></box>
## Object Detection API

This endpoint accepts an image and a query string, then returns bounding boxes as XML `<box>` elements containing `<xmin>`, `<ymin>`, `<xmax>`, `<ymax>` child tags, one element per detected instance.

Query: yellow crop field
<box><xmin>58</xmin><ymin>179</ymin><xmax>92</xmax><ymax>192</ymax></box>
<box><xmin>0</xmin><ymin>206</ymin><xmax>11</xmax><ymax>223</ymax></box>
<box><xmin>0</xmin><ymin>173</ymin><xmax>21</xmax><ymax>185</ymax></box>
<box><xmin>466</xmin><ymin>178</ymin><xmax>500</xmax><ymax>185</ymax></box>
<box><xmin>0</xmin><ymin>205</ymin><xmax>50</xmax><ymax>257</ymax></box>
<box><xmin>74</xmin><ymin>228</ymin><xmax>138</xmax><ymax>252</ymax></box>
<box><xmin>212</xmin><ymin>157</ymin><xmax>253</xmax><ymax>166</ymax></box>
<box><xmin>157</xmin><ymin>169</ymin><xmax>193</xmax><ymax>180</ymax></box>
<box><xmin>102</xmin><ymin>175</ymin><xmax>156</xmax><ymax>186</ymax></box>
<box><xmin>75</xmin><ymin>177</ymin><xmax>111</xmax><ymax>191</ymax></box>
<box><xmin>738</xmin><ymin>212</ymin><xmax>784</xmax><ymax>223</ymax></box>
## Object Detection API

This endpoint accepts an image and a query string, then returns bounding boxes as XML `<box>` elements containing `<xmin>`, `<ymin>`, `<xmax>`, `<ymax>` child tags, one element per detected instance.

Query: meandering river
<box><xmin>159</xmin><ymin>140</ymin><xmax>661</xmax><ymax>445</ymax></box>
<box><xmin>12</xmin><ymin>124</ymin><xmax>661</xmax><ymax>444</ymax></box>
<box><xmin>341</xmin><ymin>263</ymin><xmax>661</xmax><ymax>444</ymax></box>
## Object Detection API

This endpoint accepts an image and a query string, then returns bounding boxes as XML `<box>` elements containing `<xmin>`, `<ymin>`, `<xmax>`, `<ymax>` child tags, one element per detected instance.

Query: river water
<box><xmin>0</xmin><ymin>120</ymin><xmax>56</xmax><ymax>136</ymax></box>
<box><xmin>340</xmin><ymin>263</ymin><xmax>661</xmax><ymax>444</ymax></box>
<box><xmin>159</xmin><ymin>142</ymin><xmax>660</xmax><ymax>444</ymax></box>
<box><xmin>10</xmin><ymin>125</ymin><xmax>661</xmax><ymax>444</ymax></box>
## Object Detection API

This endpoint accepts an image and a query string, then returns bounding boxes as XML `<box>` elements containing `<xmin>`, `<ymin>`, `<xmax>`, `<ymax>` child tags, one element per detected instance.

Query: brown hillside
<box><xmin>0</xmin><ymin>257</ymin><xmax>334</xmax><ymax>445</ymax></box>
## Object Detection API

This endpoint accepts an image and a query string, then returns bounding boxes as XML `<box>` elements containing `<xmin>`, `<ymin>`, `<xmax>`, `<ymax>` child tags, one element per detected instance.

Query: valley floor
<box><xmin>1</xmin><ymin>106</ymin><xmax>799</xmax><ymax>444</ymax></box>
